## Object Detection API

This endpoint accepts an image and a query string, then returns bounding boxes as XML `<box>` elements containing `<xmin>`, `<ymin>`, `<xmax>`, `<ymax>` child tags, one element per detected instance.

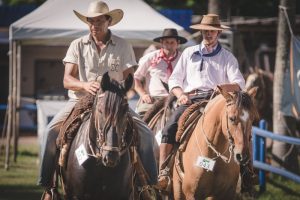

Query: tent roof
<box><xmin>10</xmin><ymin>0</ymin><xmax>189</xmax><ymax>45</ymax></box>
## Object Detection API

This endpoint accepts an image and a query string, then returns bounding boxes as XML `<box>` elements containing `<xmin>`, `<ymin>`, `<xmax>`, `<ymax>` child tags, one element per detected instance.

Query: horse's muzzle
<box><xmin>102</xmin><ymin>151</ymin><xmax>120</xmax><ymax>167</ymax></box>
<box><xmin>235</xmin><ymin>153</ymin><xmax>249</xmax><ymax>165</ymax></box>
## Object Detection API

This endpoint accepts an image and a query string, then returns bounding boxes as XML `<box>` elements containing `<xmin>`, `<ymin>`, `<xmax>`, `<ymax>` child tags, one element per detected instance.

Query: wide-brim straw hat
<box><xmin>153</xmin><ymin>28</ymin><xmax>187</xmax><ymax>44</ymax></box>
<box><xmin>190</xmin><ymin>14</ymin><xmax>230</xmax><ymax>31</ymax></box>
<box><xmin>73</xmin><ymin>1</ymin><xmax>123</xmax><ymax>26</ymax></box>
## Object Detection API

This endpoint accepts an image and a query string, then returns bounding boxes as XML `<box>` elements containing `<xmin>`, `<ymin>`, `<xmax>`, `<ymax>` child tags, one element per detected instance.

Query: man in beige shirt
<box><xmin>38</xmin><ymin>1</ymin><xmax>157</xmax><ymax>199</ymax></box>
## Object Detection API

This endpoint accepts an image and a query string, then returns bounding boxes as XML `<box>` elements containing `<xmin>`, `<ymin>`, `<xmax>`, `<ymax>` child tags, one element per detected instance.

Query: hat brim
<box><xmin>73</xmin><ymin>9</ymin><xmax>123</xmax><ymax>26</ymax></box>
<box><xmin>153</xmin><ymin>36</ymin><xmax>187</xmax><ymax>44</ymax></box>
<box><xmin>190</xmin><ymin>24</ymin><xmax>230</xmax><ymax>31</ymax></box>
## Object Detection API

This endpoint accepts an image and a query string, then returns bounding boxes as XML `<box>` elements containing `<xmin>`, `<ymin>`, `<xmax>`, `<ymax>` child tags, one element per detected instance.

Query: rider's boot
<box><xmin>41</xmin><ymin>160</ymin><xmax>62</xmax><ymax>200</ymax></box>
<box><xmin>157</xmin><ymin>143</ymin><xmax>173</xmax><ymax>191</ymax></box>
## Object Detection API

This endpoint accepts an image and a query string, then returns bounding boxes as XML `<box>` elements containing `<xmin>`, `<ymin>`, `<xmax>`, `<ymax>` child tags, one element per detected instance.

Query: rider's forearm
<box><xmin>171</xmin><ymin>87</ymin><xmax>185</xmax><ymax>99</ymax></box>
<box><xmin>134</xmin><ymin>78</ymin><xmax>147</xmax><ymax>97</ymax></box>
<box><xmin>63</xmin><ymin>75</ymin><xmax>85</xmax><ymax>91</ymax></box>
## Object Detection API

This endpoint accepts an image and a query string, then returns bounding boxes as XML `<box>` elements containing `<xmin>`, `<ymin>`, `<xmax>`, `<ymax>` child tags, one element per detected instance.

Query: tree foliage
<box><xmin>2</xmin><ymin>0</ymin><xmax>44</xmax><ymax>6</ymax></box>
<box><xmin>2</xmin><ymin>0</ymin><xmax>300</xmax><ymax>16</ymax></box>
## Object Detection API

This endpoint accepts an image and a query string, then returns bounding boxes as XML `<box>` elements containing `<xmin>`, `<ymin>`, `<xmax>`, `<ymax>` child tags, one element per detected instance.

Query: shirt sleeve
<box><xmin>134</xmin><ymin>53</ymin><xmax>153</xmax><ymax>81</ymax></box>
<box><xmin>63</xmin><ymin>40</ymin><xmax>78</xmax><ymax>65</ymax></box>
<box><xmin>168</xmin><ymin>50</ymin><xmax>187</xmax><ymax>92</ymax></box>
<box><xmin>226</xmin><ymin>55</ymin><xmax>246</xmax><ymax>90</ymax></box>
<box><xmin>121</xmin><ymin>41</ymin><xmax>138</xmax><ymax>71</ymax></box>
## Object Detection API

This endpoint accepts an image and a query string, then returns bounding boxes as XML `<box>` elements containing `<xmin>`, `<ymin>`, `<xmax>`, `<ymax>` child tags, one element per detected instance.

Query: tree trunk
<box><xmin>208</xmin><ymin>0</ymin><xmax>230</xmax><ymax>21</ymax></box>
<box><xmin>272</xmin><ymin>0</ymin><xmax>298</xmax><ymax>173</ymax></box>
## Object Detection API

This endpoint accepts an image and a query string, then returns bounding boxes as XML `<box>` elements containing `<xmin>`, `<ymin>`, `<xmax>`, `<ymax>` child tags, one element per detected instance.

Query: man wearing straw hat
<box><xmin>158</xmin><ymin>14</ymin><xmax>255</xmax><ymax>192</ymax></box>
<box><xmin>134</xmin><ymin>28</ymin><xmax>187</xmax><ymax>117</ymax></box>
<box><xmin>38</xmin><ymin>1</ymin><xmax>157</xmax><ymax>199</ymax></box>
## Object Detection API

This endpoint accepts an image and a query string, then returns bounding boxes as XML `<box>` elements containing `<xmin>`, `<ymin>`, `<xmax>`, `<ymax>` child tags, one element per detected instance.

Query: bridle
<box><xmin>88</xmin><ymin>91</ymin><xmax>134</xmax><ymax>160</ymax></box>
<box><xmin>197</xmin><ymin>95</ymin><xmax>250</xmax><ymax>165</ymax></box>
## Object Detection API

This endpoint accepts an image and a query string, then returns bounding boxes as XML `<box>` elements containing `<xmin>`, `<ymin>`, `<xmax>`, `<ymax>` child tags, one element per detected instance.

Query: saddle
<box><xmin>143</xmin><ymin>95</ymin><xmax>176</xmax><ymax>129</ymax></box>
<box><xmin>176</xmin><ymin>100</ymin><xmax>208</xmax><ymax>148</ymax></box>
<box><xmin>57</xmin><ymin>93</ymin><xmax>95</xmax><ymax>168</ymax></box>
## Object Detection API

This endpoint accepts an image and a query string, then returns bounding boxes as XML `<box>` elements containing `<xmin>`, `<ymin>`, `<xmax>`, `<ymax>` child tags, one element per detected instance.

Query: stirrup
<box><xmin>41</xmin><ymin>188</ymin><xmax>61</xmax><ymax>200</ymax></box>
<box><xmin>157</xmin><ymin>167</ymin><xmax>172</xmax><ymax>192</ymax></box>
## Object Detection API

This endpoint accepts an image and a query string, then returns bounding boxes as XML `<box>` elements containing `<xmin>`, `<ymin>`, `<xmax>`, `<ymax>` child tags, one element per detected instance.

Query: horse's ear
<box><xmin>123</xmin><ymin>73</ymin><xmax>133</xmax><ymax>92</ymax></box>
<box><xmin>101</xmin><ymin>72</ymin><xmax>111</xmax><ymax>92</ymax></box>
<box><xmin>217</xmin><ymin>85</ymin><xmax>233</xmax><ymax>101</ymax></box>
<box><xmin>247</xmin><ymin>86</ymin><xmax>258</xmax><ymax>99</ymax></box>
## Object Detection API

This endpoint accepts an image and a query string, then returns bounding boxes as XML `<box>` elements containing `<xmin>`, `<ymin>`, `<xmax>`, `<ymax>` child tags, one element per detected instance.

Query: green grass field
<box><xmin>0</xmin><ymin>137</ymin><xmax>299</xmax><ymax>200</ymax></box>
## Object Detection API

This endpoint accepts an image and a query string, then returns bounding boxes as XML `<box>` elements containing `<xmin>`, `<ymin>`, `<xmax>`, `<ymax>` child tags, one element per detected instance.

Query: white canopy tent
<box><xmin>5</xmin><ymin>0</ymin><xmax>191</xmax><ymax>168</ymax></box>
<box><xmin>10</xmin><ymin>0</ymin><xmax>188</xmax><ymax>44</ymax></box>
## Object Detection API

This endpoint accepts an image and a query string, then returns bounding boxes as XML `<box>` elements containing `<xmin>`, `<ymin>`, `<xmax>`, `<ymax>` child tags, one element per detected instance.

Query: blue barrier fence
<box><xmin>252</xmin><ymin>120</ymin><xmax>300</xmax><ymax>192</ymax></box>
<box><xmin>0</xmin><ymin>103</ymin><xmax>37</xmax><ymax>131</ymax></box>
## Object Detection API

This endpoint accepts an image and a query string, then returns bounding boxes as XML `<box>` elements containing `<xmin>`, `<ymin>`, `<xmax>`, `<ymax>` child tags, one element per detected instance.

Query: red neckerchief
<box><xmin>150</xmin><ymin>48</ymin><xmax>178</xmax><ymax>77</ymax></box>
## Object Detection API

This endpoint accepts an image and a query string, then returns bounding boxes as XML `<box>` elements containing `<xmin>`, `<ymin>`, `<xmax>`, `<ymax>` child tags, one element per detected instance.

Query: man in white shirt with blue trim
<box><xmin>158</xmin><ymin>14</ymin><xmax>255</xmax><ymax>192</ymax></box>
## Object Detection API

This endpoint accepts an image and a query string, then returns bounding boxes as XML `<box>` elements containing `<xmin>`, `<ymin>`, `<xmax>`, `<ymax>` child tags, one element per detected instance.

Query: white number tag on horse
<box><xmin>195</xmin><ymin>156</ymin><xmax>216</xmax><ymax>171</ymax></box>
<box><xmin>75</xmin><ymin>144</ymin><xmax>89</xmax><ymax>165</ymax></box>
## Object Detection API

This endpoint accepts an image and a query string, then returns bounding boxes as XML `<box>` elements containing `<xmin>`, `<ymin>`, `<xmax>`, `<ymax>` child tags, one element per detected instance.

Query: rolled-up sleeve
<box><xmin>122</xmin><ymin>42</ymin><xmax>138</xmax><ymax>70</ymax></box>
<box><xmin>226</xmin><ymin>56</ymin><xmax>245</xmax><ymax>90</ymax></box>
<box><xmin>134</xmin><ymin>55</ymin><xmax>150</xmax><ymax>81</ymax></box>
<box><xmin>63</xmin><ymin>40</ymin><xmax>78</xmax><ymax>65</ymax></box>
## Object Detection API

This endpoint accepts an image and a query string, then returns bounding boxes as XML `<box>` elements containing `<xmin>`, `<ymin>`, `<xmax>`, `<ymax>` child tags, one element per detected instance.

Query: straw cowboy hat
<box><xmin>153</xmin><ymin>28</ymin><xmax>187</xmax><ymax>44</ymax></box>
<box><xmin>190</xmin><ymin>14</ymin><xmax>230</xmax><ymax>31</ymax></box>
<box><xmin>73</xmin><ymin>1</ymin><xmax>123</xmax><ymax>26</ymax></box>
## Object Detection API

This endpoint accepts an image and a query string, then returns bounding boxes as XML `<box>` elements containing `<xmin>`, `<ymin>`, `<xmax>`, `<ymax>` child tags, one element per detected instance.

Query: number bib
<box><xmin>195</xmin><ymin>156</ymin><xmax>216</xmax><ymax>171</ymax></box>
<box><xmin>75</xmin><ymin>144</ymin><xmax>89</xmax><ymax>165</ymax></box>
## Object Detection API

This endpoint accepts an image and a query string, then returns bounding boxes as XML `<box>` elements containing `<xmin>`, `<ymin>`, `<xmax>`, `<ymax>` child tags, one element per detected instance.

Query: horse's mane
<box><xmin>101</xmin><ymin>79</ymin><xmax>128</xmax><ymax>125</ymax></box>
<box><xmin>142</xmin><ymin>97</ymin><xmax>166</xmax><ymax>123</ymax></box>
<box><xmin>142</xmin><ymin>95</ymin><xmax>177</xmax><ymax>124</ymax></box>
<box><xmin>203</xmin><ymin>91</ymin><xmax>259</xmax><ymax>122</ymax></box>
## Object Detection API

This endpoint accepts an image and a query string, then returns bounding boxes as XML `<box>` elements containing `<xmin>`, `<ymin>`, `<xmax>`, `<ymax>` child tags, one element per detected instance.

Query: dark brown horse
<box><xmin>173</xmin><ymin>87</ymin><xmax>258</xmax><ymax>200</ymax></box>
<box><xmin>61</xmin><ymin>73</ymin><xmax>140</xmax><ymax>200</ymax></box>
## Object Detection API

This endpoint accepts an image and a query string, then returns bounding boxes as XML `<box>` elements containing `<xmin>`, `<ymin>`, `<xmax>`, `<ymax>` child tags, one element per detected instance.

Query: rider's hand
<box><xmin>177</xmin><ymin>93</ymin><xmax>191</xmax><ymax>105</ymax></box>
<box><xmin>141</xmin><ymin>93</ymin><xmax>153</xmax><ymax>104</ymax></box>
<box><xmin>82</xmin><ymin>81</ymin><xmax>100</xmax><ymax>95</ymax></box>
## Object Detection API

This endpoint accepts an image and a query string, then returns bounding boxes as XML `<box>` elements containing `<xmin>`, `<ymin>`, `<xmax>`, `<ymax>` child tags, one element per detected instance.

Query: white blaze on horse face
<box><xmin>240</xmin><ymin>109</ymin><xmax>249</xmax><ymax>122</ymax></box>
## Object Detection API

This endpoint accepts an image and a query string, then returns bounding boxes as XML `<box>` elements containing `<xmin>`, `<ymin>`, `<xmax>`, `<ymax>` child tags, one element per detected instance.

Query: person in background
<box><xmin>134</xmin><ymin>28</ymin><xmax>187</xmax><ymax>117</ymax></box>
<box><xmin>38</xmin><ymin>1</ymin><xmax>157</xmax><ymax>199</ymax></box>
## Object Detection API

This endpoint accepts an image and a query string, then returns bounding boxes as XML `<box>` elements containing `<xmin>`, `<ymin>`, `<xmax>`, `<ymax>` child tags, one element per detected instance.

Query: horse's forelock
<box><xmin>102</xmin><ymin>80</ymin><xmax>128</xmax><ymax>124</ymax></box>
<box><xmin>233</xmin><ymin>91</ymin><xmax>259</xmax><ymax>120</ymax></box>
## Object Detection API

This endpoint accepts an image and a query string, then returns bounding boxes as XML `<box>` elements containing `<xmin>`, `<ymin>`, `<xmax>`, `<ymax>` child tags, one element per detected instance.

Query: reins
<box><xmin>197</xmin><ymin>109</ymin><xmax>234</xmax><ymax>164</ymax></box>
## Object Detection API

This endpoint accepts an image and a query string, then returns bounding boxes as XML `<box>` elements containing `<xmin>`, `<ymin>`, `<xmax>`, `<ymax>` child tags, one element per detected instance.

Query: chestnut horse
<box><xmin>61</xmin><ymin>73</ymin><xmax>141</xmax><ymax>200</ymax></box>
<box><xmin>173</xmin><ymin>87</ymin><xmax>258</xmax><ymax>200</ymax></box>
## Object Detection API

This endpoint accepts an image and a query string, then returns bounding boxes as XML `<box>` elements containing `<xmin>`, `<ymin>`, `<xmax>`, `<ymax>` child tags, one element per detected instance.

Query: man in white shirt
<box><xmin>158</xmin><ymin>14</ymin><xmax>247</xmax><ymax>190</ymax></box>
<box><xmin>134</xmin><ymin>28</ymin><xmax>187</xmax><ymax>117</ymax></box>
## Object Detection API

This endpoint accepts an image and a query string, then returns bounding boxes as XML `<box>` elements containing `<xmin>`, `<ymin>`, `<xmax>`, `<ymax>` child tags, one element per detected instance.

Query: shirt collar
<box><xmin>83</xmin><ymin>30</ymin><xmax>116</xmax><ymax>46</ymax></box>
<box><xmin>200</xmin><ymin>41</ymin><xmax>218</xmax><ymax>54</ymax></box>
<box><xmin>191</xmin><ymin>42</ymin><xmax>221</xmax><ymax>58</ymax></box>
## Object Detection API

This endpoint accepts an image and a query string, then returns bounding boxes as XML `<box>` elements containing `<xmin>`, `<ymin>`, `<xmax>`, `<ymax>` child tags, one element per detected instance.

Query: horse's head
<box><xmin>218</xmin><ymin>86</ymin><xmax>259</xmax><ymax>165</ymax></box>
<box><xmin>95</xmin><ymin>72</ymin><xmax>133</xmax><ymax>167</ymax></box>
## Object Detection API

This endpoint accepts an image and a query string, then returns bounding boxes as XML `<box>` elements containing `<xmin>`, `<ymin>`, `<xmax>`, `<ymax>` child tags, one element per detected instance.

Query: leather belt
<box><xmin>187</xmin><ymin>89</ymin><xmax>213</xmax><ymax>96</ymax></box>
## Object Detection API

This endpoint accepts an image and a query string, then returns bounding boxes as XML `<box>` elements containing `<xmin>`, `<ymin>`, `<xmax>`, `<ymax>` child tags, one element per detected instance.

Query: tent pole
<box><xmin>5</xmin><ymin>40</ymin><xmax>16</xmax><ymax>170</ymax></box>
<box><xmin>13</xmin><ymin>41</ymin><xmax>21</xmax><ymax>162</ymax></box>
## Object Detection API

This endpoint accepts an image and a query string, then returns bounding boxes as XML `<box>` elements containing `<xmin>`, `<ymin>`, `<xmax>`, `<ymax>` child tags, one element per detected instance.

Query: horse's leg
<box><xmin>213</xmin><ymin>187</ymin><xmax>237</xmax><ymax>200</ymax></box>
<box><xmin>173</xmin><ymin>167</ymin><xmax>184</xmax><ymax>200</ymax></box>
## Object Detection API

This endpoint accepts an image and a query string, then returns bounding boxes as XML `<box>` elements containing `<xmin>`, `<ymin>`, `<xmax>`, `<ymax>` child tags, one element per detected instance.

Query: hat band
<box><xmin>201</xmin><ymin>23</ymin><xmax>221</xmax><ymax>26</ymax></box>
